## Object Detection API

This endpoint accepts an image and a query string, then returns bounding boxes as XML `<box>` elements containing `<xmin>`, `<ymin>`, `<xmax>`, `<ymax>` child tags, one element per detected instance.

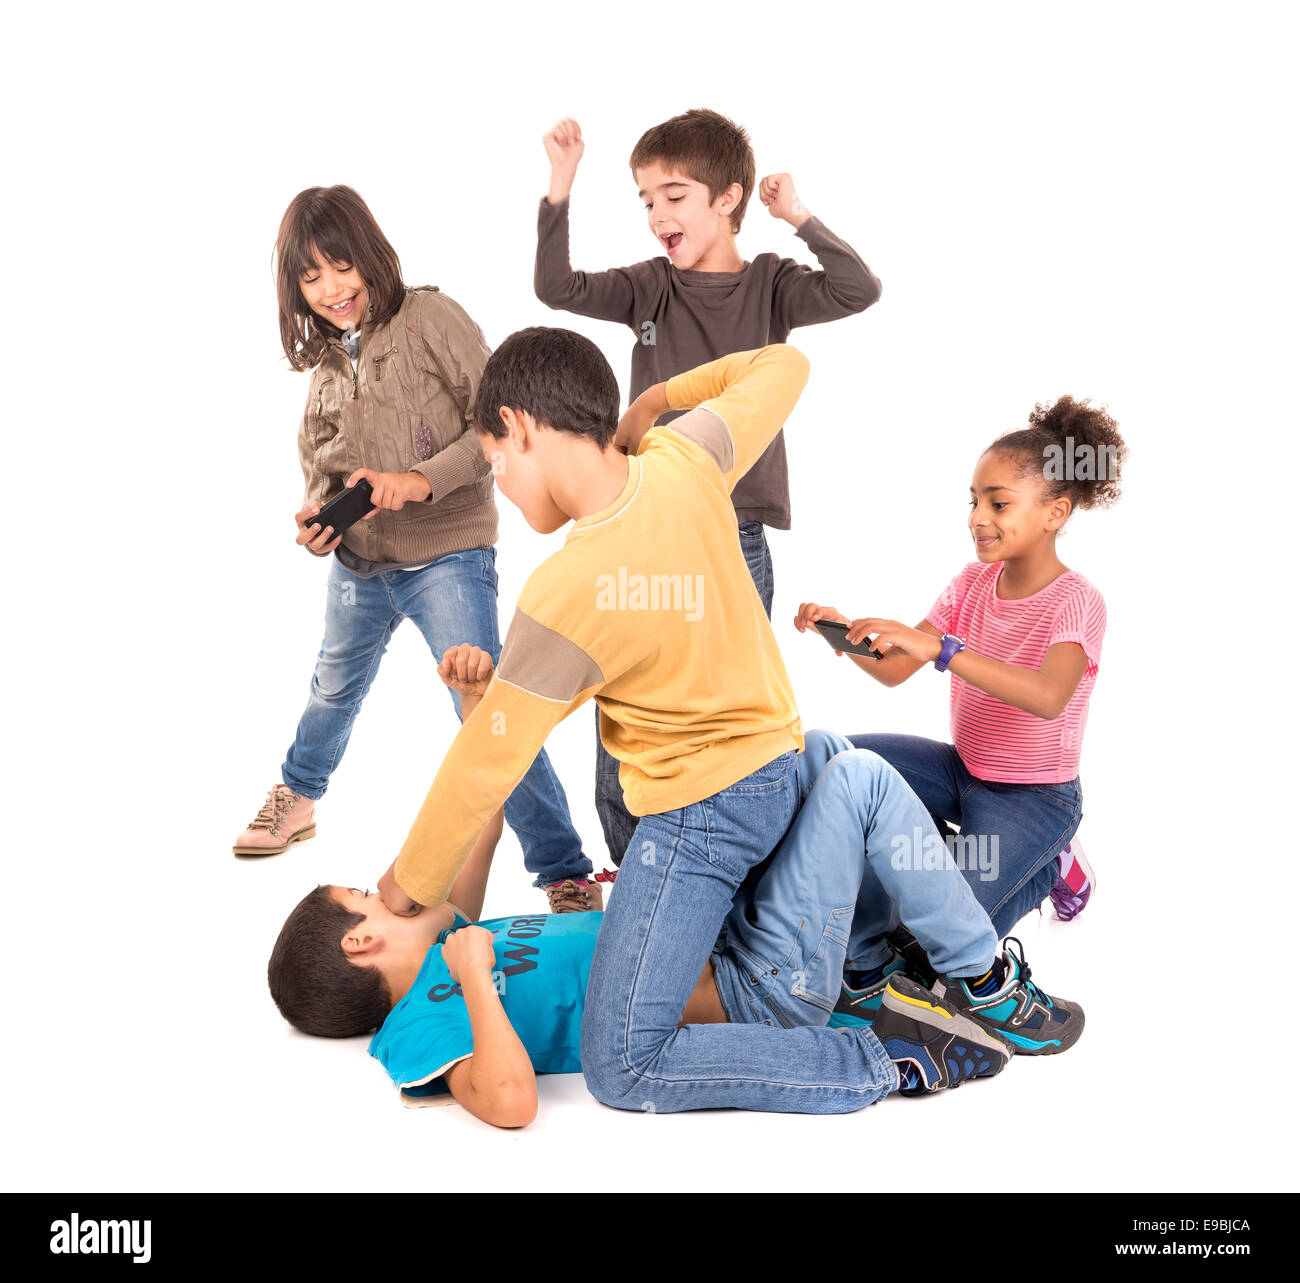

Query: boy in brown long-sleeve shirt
<box><xmin>534</xmin><ymin>107</ymin><xmax>883</xmax><ymax>868</ymax></box>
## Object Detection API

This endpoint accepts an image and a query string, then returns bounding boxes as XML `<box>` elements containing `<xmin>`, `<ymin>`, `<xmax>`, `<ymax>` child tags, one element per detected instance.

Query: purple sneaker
<box><xmin>1049</xmin><ymin>841</ymin><xmax>1095</xmax><ymax>921</ymax></box>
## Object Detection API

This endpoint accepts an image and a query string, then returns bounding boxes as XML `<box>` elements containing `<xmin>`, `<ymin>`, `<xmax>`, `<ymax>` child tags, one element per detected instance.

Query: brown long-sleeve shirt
<box><xmin>534</xmin><ymin>197</ymin><xmax>881</xmax><ymax>528</ymax></box>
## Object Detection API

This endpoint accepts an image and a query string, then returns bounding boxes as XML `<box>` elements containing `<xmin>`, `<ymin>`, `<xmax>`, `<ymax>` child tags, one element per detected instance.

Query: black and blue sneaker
<box><xmin>827</xmin><ymin>951</ymin><xmax>908</xmax><ymax>1028</ymax></box>
<box><xmin>932</xmin><ymin>937</ymin><xmax>1085</xmax><ymax>1055</ymax></box>
<box><xmin>872</xmin><ymin>974</ymin><xmax>1011</xmax><ymax>1095</ymax></box>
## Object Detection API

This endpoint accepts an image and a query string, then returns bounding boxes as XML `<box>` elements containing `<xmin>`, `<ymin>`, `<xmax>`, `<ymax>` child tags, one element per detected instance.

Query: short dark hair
<box><xmin>274</xmin><ymin>185</ymin><xmax>407</xmax><ymax>372</ymax></box>
<box><xmin>629</xmin><ymin>108</ymin><xmax>756</xmax><ymax>234</ymax></box>
<box><xmin>472</xmin><ymin>327</ymin><xmax>620</xmax><ymax>447</ymax></box>
<box><xmin>989</xmin><ymin>396</ymin><xmax>1127</xmax><ymax>511</ymax></box>
<box><xmin>267</xmin><ymin>886</ymin><xmax>391</xmax><ymax>1038</ymax></box>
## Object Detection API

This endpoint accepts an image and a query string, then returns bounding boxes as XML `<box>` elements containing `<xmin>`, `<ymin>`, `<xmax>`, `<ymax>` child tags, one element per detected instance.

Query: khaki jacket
<box><xmin>297</xmin><ymin>286</ymin><xmax>498</xmax><ymax>567</ymax></box>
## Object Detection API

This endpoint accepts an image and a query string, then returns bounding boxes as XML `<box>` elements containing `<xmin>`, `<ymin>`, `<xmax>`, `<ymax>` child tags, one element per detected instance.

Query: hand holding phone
<box><xmin>813</xmin><ymin>619</ymin><xmax>885</xmax><ymax>661</ymax></box>
<box><xmin>295</xmin><ymin>503</ymin><xmax>341</xmax><ymax>555</ymax></box>
<box><xmin>303</xmin><ymin>479</ymin><xmax>375</xmax><ymax>543</ymax></box>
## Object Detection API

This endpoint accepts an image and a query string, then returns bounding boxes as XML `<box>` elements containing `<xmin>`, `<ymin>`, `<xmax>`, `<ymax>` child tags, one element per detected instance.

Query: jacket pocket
<box><xmin>412</xmin><ymin>417</ymin><xmax>435</xmax><ymax>462</ymax></box>
<box><xmin>371</xmin><ymin>345</ymin><xmax>398</xmax><ymax>384</ymax></box>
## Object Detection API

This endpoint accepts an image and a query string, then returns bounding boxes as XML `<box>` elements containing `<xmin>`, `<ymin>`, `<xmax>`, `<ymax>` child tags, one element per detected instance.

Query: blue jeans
<box><xmin>711</xmin><ymin>730</ymin><xmax>998</xmax><ymax>1032</ymax></box>
<box><xmin>736</xmin><ymin>520</ymin><xmax>774</xmax><ymax>618</ymax></box>
<box><xmin>592</xmin><ymin>520</ymin><xmax>775</xmax><ymax>866</ymax></box>
<box><xmin>281</xmin><ymin>549</ymin><xmax>591</xmax><ymax>887</ymax></box>
<box><xmin>580</xmin><ymin>749</ymin><xmax>901</xmax><ymax>1114</ymax></box>
<box><xmin>848</xmin><ymin>733</ymin><xmax>1082</xmax><ymax>936</ymax></box>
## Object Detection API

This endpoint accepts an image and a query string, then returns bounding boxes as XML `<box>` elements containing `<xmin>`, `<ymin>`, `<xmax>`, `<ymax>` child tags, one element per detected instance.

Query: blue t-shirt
<box><xmin>368</xmin><ymin>910</ymin><xmax>602</xmax><ymax>1102</ymax></box>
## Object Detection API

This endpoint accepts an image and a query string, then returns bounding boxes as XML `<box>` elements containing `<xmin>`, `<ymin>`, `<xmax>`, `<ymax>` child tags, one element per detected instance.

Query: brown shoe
<box><xmin>543</xmin><ymin>878</ymin><xmax>604</xmax><ymax>913</ymax></box>
<box><xmin>233</xmin><ymin>784</ymin><xmax>316</xmax><ymax>857</ymax></box>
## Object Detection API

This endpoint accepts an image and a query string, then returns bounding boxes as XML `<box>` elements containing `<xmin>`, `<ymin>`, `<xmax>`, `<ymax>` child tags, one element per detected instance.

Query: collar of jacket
<box><xmin>322</xmin><ymin>299</ymin><xmax>379</xmax><ymax>354</ymax></box>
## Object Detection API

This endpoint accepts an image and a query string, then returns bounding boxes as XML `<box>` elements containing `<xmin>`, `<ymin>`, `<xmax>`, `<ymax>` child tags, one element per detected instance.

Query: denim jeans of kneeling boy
<box><xmin>581</xmin><ymin>727</ymin><xmax>997</xmax><ymax>1115</ymax></box>
<box><xmin>710</xmin><ymin>729</ymin><xmax>998</xmax><ymax>1034</ymax></box>
<box><xmin>592</xmin><ymin>519</ymin><xmax>776</xmax><ymax>867</ymax></box>
<box><xmin>281</xmin><ymin>548</ymin><xmax>591</xmax><ymax>887</ymax></box>
<box><xmin>848</xmin><ymin>733</ymin><xmax>1082</xmax><ymax>937</ymax></box>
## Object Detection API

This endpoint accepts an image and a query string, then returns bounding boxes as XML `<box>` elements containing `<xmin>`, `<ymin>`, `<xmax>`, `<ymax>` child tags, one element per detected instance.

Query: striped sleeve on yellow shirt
<box><xmin>662</xmin><ymin>345</ymin><xmax>811</xmax><ymax>491</ymax></box>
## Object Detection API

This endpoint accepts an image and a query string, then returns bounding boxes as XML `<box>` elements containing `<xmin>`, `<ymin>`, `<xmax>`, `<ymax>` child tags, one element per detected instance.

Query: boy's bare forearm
<box><xmin>460</xmin><ymin>970</ymin><xmax>537</xmax><ymax>1102</ymax></box>
<box><xmin>446</xmin><ymin>809</ymin><xmax>503</xmax><ymax>923</ymax></box>
<box><xmin>614</xmin><ymin>381</ymin><xmax>672</xmax><ymax>453</ymax></box>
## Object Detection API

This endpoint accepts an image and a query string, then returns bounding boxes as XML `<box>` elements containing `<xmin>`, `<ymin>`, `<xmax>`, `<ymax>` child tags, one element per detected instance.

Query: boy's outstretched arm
<box><xmin>380</xmin><ymin>620</ymin><xmax>604</xmax><ymax>912</ymax></box>
<box><xmin>438</xmin><ymin>645</ymin><xmax>504</xmax><ymax>923</ymax></box>
<box><xmin>535</xmin><ymin>118</ymin><xmax>639</xmax><ymax>325</ymax></box>
<box><xmin>759</xmin><ymin>172</ymin><xmax>882</xmax><ymax>331</ymax></box>
<box><xmin>445</xmin><ymin>820</ymin><xmax>500</xmax><ymax>924</ymax></box>
<box><xmin>440</xmin><ymin>926</ymin><xmax>538</xmax><ymax>1129</ymax></box>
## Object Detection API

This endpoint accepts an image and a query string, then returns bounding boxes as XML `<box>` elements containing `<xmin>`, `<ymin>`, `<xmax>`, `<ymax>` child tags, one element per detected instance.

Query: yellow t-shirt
<box><xmin>396</xmin><ymin>345</ymin><xmax>811</xmax><ymax>905</ymax></box>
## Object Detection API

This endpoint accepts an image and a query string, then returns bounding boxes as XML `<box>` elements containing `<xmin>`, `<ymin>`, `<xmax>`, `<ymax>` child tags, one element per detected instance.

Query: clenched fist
<box><xmin>758</xmin><ymin>173</ymin><xmax>811</xmax><ymax>228</ymax></box>
<box><xmin>543</xmin><ymin>118</ymin><xmax>584</xmax><ymax>204</ymax></box>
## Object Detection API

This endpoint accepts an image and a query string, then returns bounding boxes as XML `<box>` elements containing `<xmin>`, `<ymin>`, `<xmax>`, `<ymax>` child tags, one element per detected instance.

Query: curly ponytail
<box><xmin>989</xmin><ymin>396</ymin><xmax>1126</xmax><ymax>511</ymax></box>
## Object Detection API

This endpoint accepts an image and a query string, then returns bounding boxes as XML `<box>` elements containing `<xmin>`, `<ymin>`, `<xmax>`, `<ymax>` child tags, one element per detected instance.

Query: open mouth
<box><xmin>327</xmin><ymin>295</ymin><xmax>358</xmax><ymax>317</ymax></box>
<box><xmin>661</xmin><ymin>232</ymin><xmax>684</xmax><ymax>255</ymax></box>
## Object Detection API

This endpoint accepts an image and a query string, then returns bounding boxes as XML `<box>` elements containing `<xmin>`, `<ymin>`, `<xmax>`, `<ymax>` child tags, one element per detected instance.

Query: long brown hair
<box><xmin>274</xmin><ymin>186</ymin><xmax>406</xmax><ymax>371</ymax></box>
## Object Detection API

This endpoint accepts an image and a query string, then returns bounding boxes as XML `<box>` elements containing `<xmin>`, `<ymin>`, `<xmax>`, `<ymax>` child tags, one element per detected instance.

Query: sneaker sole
<box><xmin>879</xmin><ymin>981</ymin><xmax>1010</xmax><ymax>1090</ymax></box>
<box><xmin>232</xmin><ymin>825</ymin><xmax>316</xmax><ymax>858</ymax></box>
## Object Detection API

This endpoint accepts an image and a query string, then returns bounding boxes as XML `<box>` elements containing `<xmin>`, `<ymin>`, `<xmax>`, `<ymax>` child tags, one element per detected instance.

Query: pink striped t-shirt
<box><xmin>926</xmin><ymin>562</ymin><xmax>1106</xmax><ymax>784</ymax></box>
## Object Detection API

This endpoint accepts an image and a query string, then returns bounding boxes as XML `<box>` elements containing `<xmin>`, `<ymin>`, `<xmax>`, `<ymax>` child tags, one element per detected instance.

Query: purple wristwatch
<box><xmin>934</xmin><ymin>634</ymin><xmax>966</xmax><ymax>673</ymax></box>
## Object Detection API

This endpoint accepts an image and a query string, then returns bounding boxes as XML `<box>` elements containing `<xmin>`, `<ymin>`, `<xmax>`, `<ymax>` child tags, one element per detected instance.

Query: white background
<box><xmin>5</xmin><ymin>0</ymin><xmax>1296</xmax><ymax>1192</ymax></box>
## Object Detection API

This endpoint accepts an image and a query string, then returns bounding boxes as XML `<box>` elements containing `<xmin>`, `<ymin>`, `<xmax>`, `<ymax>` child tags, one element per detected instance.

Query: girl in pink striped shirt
<box><xmin>796</xmin><ymin>396</ymin><xmax>1125</xmax><ymax>938</ymax></box>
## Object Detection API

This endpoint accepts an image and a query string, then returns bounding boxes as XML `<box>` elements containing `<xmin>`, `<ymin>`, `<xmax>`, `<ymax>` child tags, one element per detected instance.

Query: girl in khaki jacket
<box><xmin>233</xmin><ymin>186</ymin><xmax>597</xmax><ymax>914</ymax></box>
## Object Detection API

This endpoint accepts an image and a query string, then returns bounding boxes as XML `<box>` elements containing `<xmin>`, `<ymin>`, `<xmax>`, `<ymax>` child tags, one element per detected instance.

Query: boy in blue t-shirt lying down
<box><xmin>268</xmin><ymin>647</ymin><xmax>1083</xmax><ymax>1128</ymax></box>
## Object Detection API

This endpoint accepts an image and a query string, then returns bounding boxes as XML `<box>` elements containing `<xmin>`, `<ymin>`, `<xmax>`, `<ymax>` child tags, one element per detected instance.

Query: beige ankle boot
<box><xmin>233</xmin><ymin>784</ymin><xmax>316</xmax><ymax>856</ymax></box>
<box><xmin>543</xmin><ymin>878</ymin><xmax>604</xmax><ymax>913</ymax></box>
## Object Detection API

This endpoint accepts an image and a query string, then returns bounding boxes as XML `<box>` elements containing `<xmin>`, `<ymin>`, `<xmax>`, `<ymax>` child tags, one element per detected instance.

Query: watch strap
<box><xmin>935</xmin><ymin>634</ymin><xmax>966</xmax><ymax>673</ymax></box>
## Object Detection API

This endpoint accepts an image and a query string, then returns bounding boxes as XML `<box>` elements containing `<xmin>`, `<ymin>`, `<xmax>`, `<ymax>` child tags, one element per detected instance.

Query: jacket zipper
<box><xmin>370</xmin><ymin>350</ymin><xmax>402</xmax><ymax>561</ymax></box>
<box><xmin>328</xmin><ymin>337</ymin><xmax>367</xmax><ymax>469</ymax></box>
<box><xmin>350</xmin><ymin>344</ymin><xmax>380</xmax><ymax>558</ymax></box>
<box><xmin>330</xmin><ymin>320</ymin><xmax>407</xmax><ymax>563</ymax></box>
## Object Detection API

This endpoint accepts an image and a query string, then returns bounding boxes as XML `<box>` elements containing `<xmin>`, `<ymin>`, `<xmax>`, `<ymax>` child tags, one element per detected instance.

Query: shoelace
<box><xmin>1003</xmin><ymin>936</ymin><xmax>1052</xmax><ymax>1009</ymax></box>
<box><xmin>1050</xmin><ymin>883</ymin><xmax>1085</xmax><ymax>920</ymax></box>
<box><xmin>248</xmin><ymin>785</ymin><xmax>294</xmax><ymax>831</ymax></box>
<box><xmin>547</xmin><ymin>880</ymin><xmax>592</xmax><ymax>911</ymax></box>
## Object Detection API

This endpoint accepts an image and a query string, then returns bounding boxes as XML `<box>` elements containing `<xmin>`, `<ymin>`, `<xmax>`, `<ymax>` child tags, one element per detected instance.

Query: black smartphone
<box><xmin>305</xmin><ymin>479</ymin><xmax>374</xmax><ymax>540</ymax></box>
<box><xmin>813</xmin><ymin>619</ymin><xmax>885</xmax><ymax>660</ymax></box>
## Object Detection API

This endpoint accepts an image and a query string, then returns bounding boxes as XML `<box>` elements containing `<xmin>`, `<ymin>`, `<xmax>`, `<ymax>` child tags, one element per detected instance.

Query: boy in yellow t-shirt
<box><xmin>374</xmin><ymin>333</ymin><xmax>992</xmax><ymax>1112</ymax></box>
